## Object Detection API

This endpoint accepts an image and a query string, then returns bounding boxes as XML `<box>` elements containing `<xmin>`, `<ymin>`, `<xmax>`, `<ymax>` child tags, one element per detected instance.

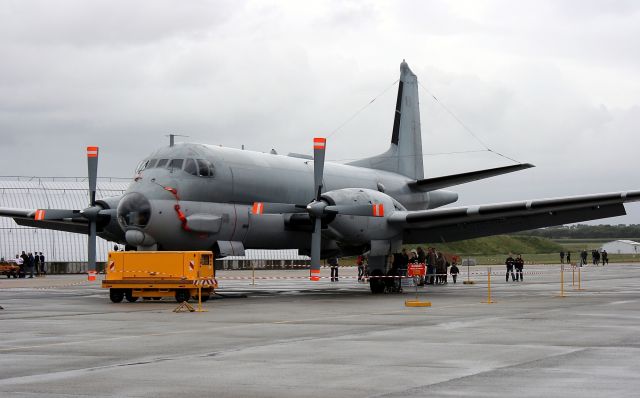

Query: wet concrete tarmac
<box><xmin>1</xmin><ymin>264</ymin><xmax>639</xmax><ymax>397</ymax></box>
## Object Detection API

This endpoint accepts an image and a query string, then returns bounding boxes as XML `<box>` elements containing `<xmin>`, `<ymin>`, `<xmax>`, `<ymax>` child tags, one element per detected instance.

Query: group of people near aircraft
<box><xmin>355</xmin><ymin>247</ymin><xmax>460</xmax><ymax>293</ymax></box>
<box><xmin>560</xmin><ymin>250</ymin><xmax>608</xmax><ymax>266</ymax></box>
<box><xmin>4</xmin><ymin>251</ymin><xmax>46</xmax><ymax>278</ymax></box>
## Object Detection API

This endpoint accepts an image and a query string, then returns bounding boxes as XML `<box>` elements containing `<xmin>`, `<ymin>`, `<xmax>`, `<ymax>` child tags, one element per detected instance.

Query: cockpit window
<box><xmin>156</xmin><ymin>159</ymin><xmax>169</xmax><ymax>168</ymax></box>
<box><xmin>147</xmin><ymin>159</ymin><xmax>158</xmax><ymax>169</ymax></box>
<box><xmin>168</xmin><ymin>159</ymin><xmax>184</xmax><ymax>170</ymax></box>
<box><xmin>134</xmin><ymin>160</ymin><xmax>149</xmax><ymax>174</ymax></box>
<box><xmin>196</xmin><ymin>159</ymin><xmax>214</xmax><ymax>177</ymax></box>
<box><xmin>184</xmin><ymin>158</ymin><xmax>198</xmax><ymax>175</ymax></box>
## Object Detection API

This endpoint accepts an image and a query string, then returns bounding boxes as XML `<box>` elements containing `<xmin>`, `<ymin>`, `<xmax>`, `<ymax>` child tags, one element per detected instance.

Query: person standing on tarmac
<box><xmin>16</xmin><ymin>254</ymin><xmax>24</xmax><ymax>278</ymax></box>
<box><xmin>426</xmin><ymin>248</ymin><xmax>436</xmax><ymax>285</ymax></box>
<box><xmin>33</xmin><ymin>252</ymin><xmax>40</xmax><ymax>276</ymax></box>
<box><xmin>356</xmin><ymin>255</ymin><xmax>365</xmax><ymax>282</ymax></box>
<box><xmin>602</xmin><ymin>250</ymin><xmax>608</xmax><ymax>265</ymax></box>
<box><xmin>560</xmin><ymin>251</ymin><xmax>565</xmax><ymax>264</ymax></box>
<box><xmin>39</xmin><ymin>252</ymin><xmax>45</xmax><ymax>275</ymax></box>
<box><xmin>435</xmin><ymin>252</ymin><xmax>446</xmax><ymax>284</ymax></box>
<box><xmin>505</xmin><ymin>254</ymin><xmax>516</xmax><ymax>282</ymax></box>
<box><xmin>566</xmin><ymin>251</ymin><xmax>571</xmax><ymax>265</ymax></box>
<box><xmin>515</xmin><ymin>254</ymin><xmax>524</xmax><ymax>281</ymax></box>
<box><xmin>450</xmin><ymin>262</ymin><xmax>459</xmax><ymax>283</ymax></box>
<box><xmin>27</xmin><ymin>252</ymin><xmax>35</xmax><ymax>278</ymax></box>
<box><xmin>416</xmin><ymin>247</ymin><xmax>426</xmax><ymax>285</ymax></box>
<box><xmin>328</xmin><ymin>257</ymin><xmax>339</xmax><ymax>282</ymax></box>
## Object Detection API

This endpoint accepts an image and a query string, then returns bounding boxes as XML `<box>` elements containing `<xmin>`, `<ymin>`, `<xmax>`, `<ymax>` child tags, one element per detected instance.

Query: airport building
<box><xmin>601</xmin><ymin>239</ymin><xmax>640</xmax><ymax>254</ymax></box>
<box><xmin>0</xmin><ymin>177</ymin><xmax>128</xmax><ymax>267</ymax></box>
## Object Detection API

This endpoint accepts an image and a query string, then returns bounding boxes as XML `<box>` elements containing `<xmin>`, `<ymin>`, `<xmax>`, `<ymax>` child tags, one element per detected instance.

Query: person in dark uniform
<box><xmin>20</xmin><ymin>251</ymin><xmax>28</xmax><ymax>278</ymax></box>
<box><xmin>515</xmin><ymin>254</ymin><xmax>524</xmax><ymax>281</ymax></box>
<box><xmin>560</xmin><ymin>251</ymin><xmax>565</xmax><ymax>264</ymax></box>
<box><xmin>581</xmin><ymin>250</ymin><xmax>588</xmax><ymax>267</ymax></box>
<box><xmin>450</xmin><ymin>263</ymin><xmax>460</xmax><ymax>283</ymax></box>
<box><xmin>602</xmin><ymin>250</ymin><xmax>608</xmax><ymax>265</ymax></box>
<box><xmin>566</xmin><ymin>251</ymin><xmax>571</xmax><ymax>264</ymax></box>
<box><xmin>33</xmin><ymin>251</ymin><xmax>40</xmax><ymax>276</ymax></box>
<box><xmin>27</xmin><ymin>252</ymin><xmax>35</xmax><ymax>278</ymax></box>
<box><xmin>505</xmin><ymin>254</ymin><xmax>516</xmax><ymax>282</ymax></box>
<box><xmin>328</xmin><ymin>257</ymin><xmax>339</xmax><ymax>282</ymax></box>
<box><xmin>39</xmin><ymin>252</ymin><xmax>45</xmax><ymax>276</ymax></box>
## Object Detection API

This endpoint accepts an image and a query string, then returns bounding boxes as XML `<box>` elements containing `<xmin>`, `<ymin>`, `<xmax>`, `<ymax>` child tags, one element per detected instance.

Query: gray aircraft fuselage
<box><xmin>107</xmin><ymin>143</ymin><xmax>457</xmax><ymax>255</ymax></box>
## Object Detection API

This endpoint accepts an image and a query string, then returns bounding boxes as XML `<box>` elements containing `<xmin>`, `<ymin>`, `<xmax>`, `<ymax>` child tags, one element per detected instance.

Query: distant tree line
<box><xmin>513</xmin><ymin>224</ymin><xmax>640</xmax><ymax>239</ymax></box>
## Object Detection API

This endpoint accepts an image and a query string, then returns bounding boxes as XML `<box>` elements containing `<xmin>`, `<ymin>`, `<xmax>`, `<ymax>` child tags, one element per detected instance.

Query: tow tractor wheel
<box><xmin>175</xmin><ymin>289</ymin><xmax>191</xmax><ymax>303</ymax></box>
<box><xmin>124</xmin><ymin>289</ymin><xmax>139</xmax><ymax>302</ymax></box>
<box><xmin>369</xmin><ymin>269</ymin><xmax>385</xmax><ymax>294</ymax></box>
<box><xmin>109</xmin><ymin>288</ymin><xmax>125</xmax><ymax>303</ymax></box>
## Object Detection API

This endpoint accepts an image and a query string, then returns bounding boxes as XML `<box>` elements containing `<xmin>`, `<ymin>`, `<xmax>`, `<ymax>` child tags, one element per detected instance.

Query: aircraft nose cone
<box><xmin>117</xmin><ymin>192</ymin><xmax>152</xmax><ymax>229</ymax></box>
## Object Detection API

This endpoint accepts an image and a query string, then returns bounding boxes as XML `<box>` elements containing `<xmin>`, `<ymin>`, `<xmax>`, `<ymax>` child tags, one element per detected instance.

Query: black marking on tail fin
<box><xmin>391</xmin><ymin>81</ymin><xmax>404</xmax><ymax>145</ymax></box>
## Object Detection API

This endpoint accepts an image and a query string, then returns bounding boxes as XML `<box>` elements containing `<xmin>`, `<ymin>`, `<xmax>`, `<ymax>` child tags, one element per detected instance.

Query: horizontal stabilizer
<box><xmin>409</xmin><ymin>163</ymin><xmax>534</xmax><ymax>192</ymax></box>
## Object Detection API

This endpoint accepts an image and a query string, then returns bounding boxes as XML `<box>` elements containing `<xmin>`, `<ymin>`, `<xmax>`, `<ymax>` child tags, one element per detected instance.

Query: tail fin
<box><xmin>349</xmin><ymin>60</ymin><xmax>424</xmax><ymax>179</ymax></box>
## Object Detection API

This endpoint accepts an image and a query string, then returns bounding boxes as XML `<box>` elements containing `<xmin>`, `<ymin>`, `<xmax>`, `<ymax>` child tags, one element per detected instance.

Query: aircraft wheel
<box><xmin>369</xmin><ymin>270</ymin><xmax>385</xmax><ymax>294</ymax></box>
<box><xmin>175</xmin><ymin>289</ymin><xmax>191</xmax><ymax>303</ymax></box>
<box><xmin>109</xmin><ymin>288</ymin><xmax>125</xmax><ymax>303</ymax></box>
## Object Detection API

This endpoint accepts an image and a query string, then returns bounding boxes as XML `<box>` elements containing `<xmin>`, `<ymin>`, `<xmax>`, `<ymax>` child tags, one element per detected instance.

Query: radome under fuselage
<box><xmin>108</xmin><ymin>143</ymin><xmax>457</xmax><ymax>253</ymax></box>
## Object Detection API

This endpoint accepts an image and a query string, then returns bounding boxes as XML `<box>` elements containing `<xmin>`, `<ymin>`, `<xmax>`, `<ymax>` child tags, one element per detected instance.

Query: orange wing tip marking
<box><xmin>372</xmin><ymin>204</ymin><xmax>385</xmax><ymax>217</ymax></box>
<box><xmin>252</xmin><ymin>202</ymin><xmax>264</xmax><ymax>215</ymax></box>
<box><xmin>86</xmin><ymin>146</ymin><xmax>99</xmax><ymax>158</ymax></box>
<box><xmin>34</xmin><ymin>209</ymin><xmax>46</xmax><ymax>220</ymax></box>
<box><xmin>313</xmin><ymin>137</ymin><xmax>326</xmax><ymax>150</ymax></box>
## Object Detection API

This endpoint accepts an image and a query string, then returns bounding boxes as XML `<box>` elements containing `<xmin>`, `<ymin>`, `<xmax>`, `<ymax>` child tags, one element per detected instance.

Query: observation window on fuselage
<box><xmin>156</xmin><ymin>159</ymin><xmax>169</xmax><ymax>168</ymax></box>
<box><xmin>184</xmin><ymin>158</ymin><xmax>198</xmax><ymax>175</ymax></box>
<box><xmin>196</xmin><ymin>159</ymin><xmax>214</xmax><ymax>177</ymax></box>
<box><xmin>168</xmin><ymin>159</ymin><xmax>184</xmax><ymax>171</ymax></box>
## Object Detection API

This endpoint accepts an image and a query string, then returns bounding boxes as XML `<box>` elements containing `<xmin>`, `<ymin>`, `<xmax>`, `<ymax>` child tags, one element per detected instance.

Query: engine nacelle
<box><xmin>321</xmin><ymin>188</ymin><xmax>404</xmax><ymax>244</ymax></box>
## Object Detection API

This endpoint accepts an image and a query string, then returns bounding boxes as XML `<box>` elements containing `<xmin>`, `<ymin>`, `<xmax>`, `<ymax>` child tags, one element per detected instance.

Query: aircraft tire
<box><xmin>109</xmin><ymin>288</ymin><xmax>125</xmax><ymax>303</ymax></box>
<box><xmin>175</xmin><ymin>289</ymin><xmax>191</xmax><ymax>303</ymax></box>
<box><xmin>369</xmin><ymin>270</ymin><xmax>385</xmax><ymax>294</ymax></box>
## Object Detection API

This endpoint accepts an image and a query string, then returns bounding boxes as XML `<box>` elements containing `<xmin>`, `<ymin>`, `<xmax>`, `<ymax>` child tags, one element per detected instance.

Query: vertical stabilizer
<box><xmin>349</xmin><ymin>60</ymin><xmax>424</xmax><ymax>179</ymax></box>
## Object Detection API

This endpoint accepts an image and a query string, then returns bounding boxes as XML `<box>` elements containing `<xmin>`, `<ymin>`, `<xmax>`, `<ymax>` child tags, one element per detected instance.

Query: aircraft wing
<box><xmin>0</xmin><ymin>208</ymin><xmax>91</xmax><ymax>234</ymax></box>
<box><xmin>389</xmin><ymin>191</ymin><xmax>640</xmax><ymax>243</ymax></box>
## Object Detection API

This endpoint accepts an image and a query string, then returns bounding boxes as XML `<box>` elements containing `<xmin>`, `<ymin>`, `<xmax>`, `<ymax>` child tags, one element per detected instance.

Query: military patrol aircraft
<box><xmin>2</xmin><ymin>61</ymin><xmax>639</xmax><ymax>293</ymax></box>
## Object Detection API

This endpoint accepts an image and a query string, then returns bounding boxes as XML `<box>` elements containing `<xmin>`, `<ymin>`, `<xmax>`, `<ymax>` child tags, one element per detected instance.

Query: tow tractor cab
<box><xmin>102</xmin><ymin>251</ymin><xmax>216</xmax><ymax>303</ymax></box>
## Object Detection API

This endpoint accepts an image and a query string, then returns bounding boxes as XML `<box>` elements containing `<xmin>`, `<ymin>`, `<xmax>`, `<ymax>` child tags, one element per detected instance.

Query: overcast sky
<box><xmin>1</xmin><ymin>0</ymin><xmax>639</xmax><ymax>223</ymax></box>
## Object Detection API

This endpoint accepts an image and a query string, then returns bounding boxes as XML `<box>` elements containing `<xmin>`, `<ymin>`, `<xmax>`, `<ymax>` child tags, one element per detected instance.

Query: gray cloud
<box><xmin>1</xmin><ymin>0</ymin><xmax>639</xmax><ymax>223</ymax></box>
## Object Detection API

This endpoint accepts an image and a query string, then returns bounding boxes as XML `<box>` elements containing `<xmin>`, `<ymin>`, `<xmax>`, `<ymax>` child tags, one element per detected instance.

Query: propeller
<box><xmin>31</xmin><ymin>146</ymin><xmax>110</xmax><ymax>272</ymax></box>
<box><xmin>251</xmin><ymin>137</ymin><xmax>385</xmax><ymax>281</ymax></box>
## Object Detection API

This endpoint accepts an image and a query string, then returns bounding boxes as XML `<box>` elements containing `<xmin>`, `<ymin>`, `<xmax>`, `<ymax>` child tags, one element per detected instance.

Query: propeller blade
<box><xmin>87</xmin><ymin>220</ymin><xmax>97</xmax><ymax>272</ymax></box>
<box><xmin>32</xmin><ymin>209</ymin><xmax>82</xmax><ymax>220</ymax></box>
<box><xmin>325</xmin><ymin>203</ymin><xmax>385</xmax><ymax>217</ymax></box>
<box><xmin>251</xmin><ymin>202</ymin><xmax>305</xmax><ymax>215</ymax></box>
<box><xmin>309</xmin><ymin>217</ymin><xmax>322</xmax><ymax>281</ymax></box>
<box><xmin>313</xmin><ymin>137</ymin><xmax>326</xmax><ymax>201</ymax></box>
<box><xmin>87</xmin><ymin>146</ymin><xmax>99</xmax><ymax>206</ymax></box>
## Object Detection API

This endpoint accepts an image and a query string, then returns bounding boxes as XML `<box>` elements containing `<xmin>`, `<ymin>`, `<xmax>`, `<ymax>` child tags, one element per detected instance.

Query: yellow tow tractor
<box><xmin>102</xmin><ymin>251</ymin><xmax>217</xmax><ymax>303</ymax></box>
